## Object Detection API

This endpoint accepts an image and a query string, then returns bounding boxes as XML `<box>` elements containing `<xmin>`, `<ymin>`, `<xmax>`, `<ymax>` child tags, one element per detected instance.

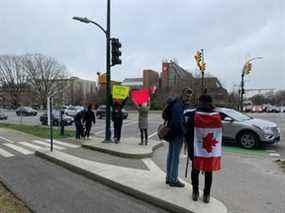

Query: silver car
<box><xmin>215</xmin><ymin>107</ymin><xmax>280</xmax><ymax>149</ymax></box>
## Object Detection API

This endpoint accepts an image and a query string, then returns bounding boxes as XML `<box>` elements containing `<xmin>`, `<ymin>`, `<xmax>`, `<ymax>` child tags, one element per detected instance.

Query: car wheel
<box><xmin>238</xmin><ymin>131</ymin><xmax>259</xmax><ymax>149</ymax></box>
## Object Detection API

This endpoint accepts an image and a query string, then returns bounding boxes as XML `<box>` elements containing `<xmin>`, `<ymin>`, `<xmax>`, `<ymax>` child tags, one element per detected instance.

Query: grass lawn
<box><xmin>0</xmin><ymin>123</ymin><xmax>74</xmax><ymax>139</ymax></box>
<box><xmin>0</xmin><ymin>181</ymin><xmax>31</xmax><ymax>213</ymax></box>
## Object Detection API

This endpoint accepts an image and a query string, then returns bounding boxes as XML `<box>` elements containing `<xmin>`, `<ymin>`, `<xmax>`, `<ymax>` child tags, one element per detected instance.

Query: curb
<box><xmin>35</xmin><ymin>150</ymin><xmax>227</xmax><ymax>213</ymax></box>
<box><xmin>35</xmin><ymin>151</ymin><xmax>192</xmax><ymax>213</ymax></box>
<box><xmin>82</xmin><ymin>141</ymin><xmax>164</xmax><ymax>159</ymax></box>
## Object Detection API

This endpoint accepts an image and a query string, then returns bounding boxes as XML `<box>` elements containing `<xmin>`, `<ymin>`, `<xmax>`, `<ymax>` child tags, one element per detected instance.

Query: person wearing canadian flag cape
<box><xmin>184</xmin><ymin>94</ymin><xmax>222</xmax><ymax>203</ymax></box>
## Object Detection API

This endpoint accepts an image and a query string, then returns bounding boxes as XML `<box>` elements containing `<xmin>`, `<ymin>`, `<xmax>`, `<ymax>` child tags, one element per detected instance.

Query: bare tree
<box><xmin>0</xmin><ymin>55</ymin><xmax>27</xmax><ymax>107</ymax></box>
<box><xmin>22</xmin><ymin>54</ymin><xmax>68</xmax><ymax>108</ymax></box>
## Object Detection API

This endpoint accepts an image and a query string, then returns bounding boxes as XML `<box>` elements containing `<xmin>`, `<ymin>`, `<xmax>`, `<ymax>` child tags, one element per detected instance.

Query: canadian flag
<box><xmin>193</xmin><ymin>111</ymin><xmax>222</xmax><ymax>172</ymax></box>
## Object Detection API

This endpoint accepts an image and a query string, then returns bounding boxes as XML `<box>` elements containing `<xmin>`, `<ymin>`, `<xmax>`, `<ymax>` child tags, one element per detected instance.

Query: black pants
<box><xmin>191</xmin><ymin>167</ymin><xmax>213</xmax><ymax>194</ymax></box>
<box><xmin>85</xmin><ymin>123</ymin><xmax>92</xmax><ymax>138</ymax></box>
<box><xmin>140</xmin><ymin>128</ymin><xmax>148</xmax><ymax>141</ymax></box>
<box><xmin>113</xmin><ymin>118</ymin><xmax>123</xmax><ymax>141</ymax></box>
<box><xmin>75</xmin><ymin>122</ymin><xmax>83</xmax><ymax>139</ymax></box>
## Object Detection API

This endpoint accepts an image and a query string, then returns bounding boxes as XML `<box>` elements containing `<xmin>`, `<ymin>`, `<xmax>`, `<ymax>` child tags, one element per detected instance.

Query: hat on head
<box><xmin>182</xmin><ymin>87</ymin><xmax>193</xmax><ymax>95</ymax></box>
<box><xmin>198</xmin><ymin>94</ymin><xmax>213</xmax><ymax>104</ymax></box>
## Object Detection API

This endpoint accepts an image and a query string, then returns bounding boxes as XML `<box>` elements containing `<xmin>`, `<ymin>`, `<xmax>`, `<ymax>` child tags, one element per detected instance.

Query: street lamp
<box><xmin>73</xmin><ymin>0</ymin><xmax>113</xmax><ymax>143</ymax></box>
<box><xmin>240</xmin><ymin>56</ymin><xmax>263</xmax><ymax>111</ymax></box>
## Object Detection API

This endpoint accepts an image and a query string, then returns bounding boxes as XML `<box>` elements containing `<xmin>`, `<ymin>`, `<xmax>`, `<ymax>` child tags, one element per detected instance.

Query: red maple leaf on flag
<box><xmin>202</xmin><ymin>133</ymin><xmax>218</xmax><ymax>153</ymax></box>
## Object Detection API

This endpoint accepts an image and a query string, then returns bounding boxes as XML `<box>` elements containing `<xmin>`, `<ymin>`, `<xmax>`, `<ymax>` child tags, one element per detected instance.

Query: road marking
<box><xmin>32</xmin><ymin>140</ymin><xmax>65</xmax><ymax>150</ymax></box>
<box><xmin>269</xmin><ymin>153</ymin><xmax>281</xmax><ymax>157</ymax></box>
<box><xmin>0</xmin><ymin>136</ymin><xmax>14</xmax><ymax>143</ymax></box>
<box><xmin>148</xmin><ymin>132</ymin><xmax>157</xmax><ymax>139</ymax></box>
<box><xmin>44</xmin><ymin>139</ymin><xmax>80</xmax><ymax>148</ymax></box>
<box><xmin>0</xmin><ymin>147</ymin><xmax>14</xmax><ymax>157</ymax></box>
<box><xmin>3</xmin><ymin>143</ymin><xmax>33</xmax><ymax>155</ymax></box>
<box><xmin>95</xmin><ymin>121</ymin><xmax>138</xmax><ymax>135</ymax></box>
<box><xmin>20</xmin><ymin>142</ymin><xmax>47</xmax><ymax>151</ymax></box>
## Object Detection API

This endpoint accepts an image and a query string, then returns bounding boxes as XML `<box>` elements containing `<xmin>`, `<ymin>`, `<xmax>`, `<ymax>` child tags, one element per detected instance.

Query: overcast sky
<box><xmin>0</xmin><ymin>0</ymin><xmax>284</xmax><ymax>91</ymax></box>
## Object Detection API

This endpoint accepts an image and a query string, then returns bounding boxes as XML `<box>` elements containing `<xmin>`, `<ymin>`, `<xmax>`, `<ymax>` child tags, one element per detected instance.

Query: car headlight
<box><xmin>253</xmin><ymin>125</ymin><xmax>274</xmax><ymax>135</ymax></box>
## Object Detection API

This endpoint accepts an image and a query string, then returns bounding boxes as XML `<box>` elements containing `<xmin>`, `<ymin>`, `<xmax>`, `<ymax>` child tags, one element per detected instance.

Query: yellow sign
<box><xmin>112</xmin><ymin>85</ymin><xmax>129</xmax><ymax>100</ymax></box>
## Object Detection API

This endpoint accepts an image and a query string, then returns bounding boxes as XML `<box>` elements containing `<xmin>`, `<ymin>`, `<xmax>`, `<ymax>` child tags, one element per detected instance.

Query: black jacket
<box><xmin>112</xmin><ymin>98</ymin><xmax>127</xmax><ymax>121</ymax></box>
<box><xmin>184</xmin><ymin>105</ymin><xmax>215</xmax><ymax>160</ymax></box>
<box><xmin>83</xmin><ymin>109</ymin><xmax>96</xmax><ymax>125</ymax></box>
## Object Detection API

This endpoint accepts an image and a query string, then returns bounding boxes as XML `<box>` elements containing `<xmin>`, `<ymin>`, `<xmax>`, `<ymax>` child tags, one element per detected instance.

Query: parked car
<box><xmin>40</xmin><ymin>110</ymin><xmax>74</xmax><ymax>126</ymax></box>
<box><xmin>64</xmin><ymin>106</ymin><xmax>85</xmax><ymax>117</ymax></box>
<box><xmin>216</xmin><ymin>107</ymin><xmax>280</xmax><ymax>149</ymax></box>
<box><xmin>0</xmin><ymin>110</ymin><xmax>8</xmax><ymax>120</ymax></box>
<box><xmin>266</xmin><ymin>105</ymin><xmax>281</xmax><ymax>113</ymax></box>
<box><xmin>16</xmin><ymin>107</ymin><xmax>38</xmax><ymax>116</ymax></box>
<box><xmin>251</xmin><ymin>105</ymin><xmax>263</xmax><ymax>113</ymax></box>
<box><xmin>96</xmin><ymin>105</ymin><xmax>128</xmax><ymax>119</ymax></box>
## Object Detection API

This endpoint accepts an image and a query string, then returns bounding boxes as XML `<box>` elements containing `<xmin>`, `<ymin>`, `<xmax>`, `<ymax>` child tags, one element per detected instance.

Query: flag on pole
<box><xmin>193</xmin><ymin>111</ymin><xmax>222</xmax><ymax>172</ymax></box>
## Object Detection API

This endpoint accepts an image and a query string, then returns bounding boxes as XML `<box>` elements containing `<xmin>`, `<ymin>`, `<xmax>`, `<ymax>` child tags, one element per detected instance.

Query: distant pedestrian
<box><xmin>164</xmin><ymin>88</ymin><xmax>192</xmax><ymax>187</ymax></box>
<box><xmin>83</xmin><ymin>105</ymin><xmax>96</xmax><ymax>139</ymax></box>
<box><xmin>137</xmin><ymin>102</ymin><xmax>150</xmax><ymax>145</ymax></box>
<box><xmin>74</xmin><ymin>110</ymin><xmax>85</xmax><ymax>140</ymax></box>
<box><xmin>184</xmin><ymin>94</ymin><xmax>222</xmax><ymax>203</ymax></box>
<box><xmin>112</xmin><ymin>97</ymin><xmax>128</xmax><ymax>143</ymax></box>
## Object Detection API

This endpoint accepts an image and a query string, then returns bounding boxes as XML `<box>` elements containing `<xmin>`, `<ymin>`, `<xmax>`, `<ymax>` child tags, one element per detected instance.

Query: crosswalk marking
<box><xmin>0</xmin><ymin>147</ymin><xmax>14</xmax><ymax>157</ymax></box>
<box><xmin>32</xmin><ymin>140</ymin><xmax>65</xmax><ymax>150</ymax></box>
<box><xmin>44</xmin><ymin>139</ymin><xmax>80</xmax><ymax>148</ymax></box>
<box><xmin>0</xmin><ymin>136</ymin><xmax>14</xmax><ymax>143</ymax></box>
<box><xmin>20</xmin><ymin>142</ymin><xmax>47</xmax><ymax>151</ymax></box>
<box><xmin>3</xmin><ymin>143</ymin><xmax>34</xmax><ymax>155</ymax></box>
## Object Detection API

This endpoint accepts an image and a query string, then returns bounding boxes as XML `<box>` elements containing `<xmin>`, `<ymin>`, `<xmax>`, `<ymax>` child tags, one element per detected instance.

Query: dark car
<box><xmin>96</xmin><ymin>105</ymin><xmax>128</xmax><ymax>119</ymax></box>
<box><xmin>40</xmin><ymin>110</ymin><xmax>74</xmax><ymax>126</ymax></box>
<box><xmin>0</xmin><ymin>111</ymin><xmax>8</xmax><ymax>120</ymax></box>
<box><xmin>16</xmin><ymin>107</ymin><xmax>38</xmax><ymax>116</ymax></box>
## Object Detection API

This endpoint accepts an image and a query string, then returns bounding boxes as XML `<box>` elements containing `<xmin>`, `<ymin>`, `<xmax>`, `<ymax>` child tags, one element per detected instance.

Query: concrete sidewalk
<box><xmin>36</xmin><ymin>138</ymin><xmax>228</xmax><ymax>213</ymax></box>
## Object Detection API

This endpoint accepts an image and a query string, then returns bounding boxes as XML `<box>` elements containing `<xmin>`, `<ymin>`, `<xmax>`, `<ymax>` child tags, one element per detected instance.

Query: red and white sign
<box><xmin>193</xmin><ymin>111</ymin><xmax>222</xmax><ymax>172</ymax></box>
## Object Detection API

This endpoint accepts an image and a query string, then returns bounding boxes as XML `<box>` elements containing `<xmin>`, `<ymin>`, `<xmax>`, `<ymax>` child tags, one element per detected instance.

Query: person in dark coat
<box><xmin>74</xmin><ymin>110</ymin><xmax>85</xmax><ymax>140</ymax></box>
<box><xmin>112</xmin><ymin>98</ymin><xmax>127</xmax><ymax>143</ymax></box>
<box><xmin>137</xmin><ymin>102</ymin><xmax>150</xmax><ymax>145</ymax></box>
<box><xmin>184</xmin><ymin>94</ymin><xmax>218</xmax><ymax>203</ymax></box>
<box><xmin>165</xmin><ymin>88</ymin><xmax>192</xmax><ymax>187</ymax></box>
<box><xmin>83</xmin><ymin>105</ymin><xmax>96</xmax><ymax>139</ymax></box>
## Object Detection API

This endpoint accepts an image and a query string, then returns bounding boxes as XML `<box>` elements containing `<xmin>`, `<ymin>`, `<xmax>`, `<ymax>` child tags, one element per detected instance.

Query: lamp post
<box><xmin>73</xmin><ymin>0</ymin><xmax>112</xmax><ymax>143</ymax></box>
<box><xmin>240</xmin><ymin>56</ymin><xmax>263</xmax><ymax>112</ymax></box>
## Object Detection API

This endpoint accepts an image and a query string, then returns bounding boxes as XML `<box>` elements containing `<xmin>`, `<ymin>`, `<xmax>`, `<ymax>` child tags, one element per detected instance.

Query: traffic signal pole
<box><xmin>240</xmin><ymin>71</ymin><xmax>245</xmax><ymax>112</ymax></box>
<box><xmin>201</xmin><ymin>49</ymin><xmax>205</xmax><ymax>93</ymax></box>
<box><xmin>104</xmin><ymin>0</ymin><xmax>112</xmax><ymax>142</ymax></box>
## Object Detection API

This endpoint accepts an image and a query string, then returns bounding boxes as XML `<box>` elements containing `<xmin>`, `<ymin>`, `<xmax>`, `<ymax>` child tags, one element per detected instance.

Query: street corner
<box><xmin>81</xmin><ymin>137</ymin><xmax>164</xmax><ymax>159</ymax></box>
<box><xmin>35</xmin><ymin>150</ymin><xmax>228</xmax><ymax>213</ymax></box>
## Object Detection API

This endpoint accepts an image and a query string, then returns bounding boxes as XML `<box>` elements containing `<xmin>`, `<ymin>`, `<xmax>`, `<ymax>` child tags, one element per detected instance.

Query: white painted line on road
<box><xmin>269</xmin><ymin>153</ymin><xmax>281</xmax><ymax>157</ymax></box>
<box><xmin>20</xmin><ymin>142</ymin><xmax>47</xmax><ymax>151</ymax></box>
<box><xmin>44</xmin><ymin>139</ymin><xmax>80</xmax><ymax>148</ymax></box>
<box><xmin>0</xmin><ymin>136</ymin><xmax>14</xmax><ymax>143</ymax></box>
<box><xmin>95</xmin><ymin>121</ymin><xmax>138</xmax><ymax>135</ymax></box>
<box><xmin>148</xmin><ymin>132</ymin><xmax>157</xmax><ymax>139</ymax></box>
<box><xmin>3</xmin><ymin>143</ymin><xmax>33</xmax><ymax>155</ymax></box>
<box><xmin>0</xmin><ymin>147</ymin><xmax>14</xmax><ymax>158</ymax></box>
<box><xmin>32</xmin><ymin>140</ymin><xmax>65</xmax><ymax>150</ymax></box>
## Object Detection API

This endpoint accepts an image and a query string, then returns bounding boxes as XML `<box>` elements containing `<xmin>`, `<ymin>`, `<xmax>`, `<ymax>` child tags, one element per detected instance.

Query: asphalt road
<box><xmin>1</xmin><ymin>110</ymin><xmax>285</xmax><ymax>213</ymax></box>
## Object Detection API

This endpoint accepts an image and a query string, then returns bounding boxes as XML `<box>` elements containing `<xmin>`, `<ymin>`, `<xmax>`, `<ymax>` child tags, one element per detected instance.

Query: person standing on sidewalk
<box><xmin>112</xmin><ymin>98</ymin><xmax>128</xmax><ymax>143</ymax></box>
<box><xmin>184</xmin><ymin>94</ymin><xmax>222</xmax><ymax>203</ymax></box>
<box><xmin>83</xmin><ymin>105</ymin><xmax>96</xmax><ymax>139</ymax></box>
<box><xmin>74</xmin><ymin>110</ymin><xmax>85</xmax><ymax>140</ymax></box>
<box><xmin>137</xmin><ymin>102</ymin><xmax>150</xmax><ymax>145</ymax></box>
<box><xmin>164</xmin><ymin>88</ymin><xmax>192</xmax><ymax>187</ymax></box>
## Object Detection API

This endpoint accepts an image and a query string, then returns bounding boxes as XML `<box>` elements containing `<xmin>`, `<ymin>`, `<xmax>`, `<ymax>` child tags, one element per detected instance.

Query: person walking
<box><xmin>164</xmin><ymin>88</ymin><xmax>192</xmax><ymax>187</ymax></box>
<box><xmin>112</xmin><ymin>98</ymin><xmax>128</xmax><ymax>143</ymax></box>
<box><xmin>74</xmin><ymin>110</ymin><xmax>85</xmax><ymax>140</ymax></box>
<box><xmin>137</xmin><ymin>102</ymin><xmax>149</xmax><ymax>145</ymax></box>
<box><xmin>184</xmin><ymin>94</ymin><xmax>222</xmax><ymax>203</ymax></box>
<box><xmin>83</xmin><ymin>105</ymin><xmax>96</xmax><ymax>139</ymax></box>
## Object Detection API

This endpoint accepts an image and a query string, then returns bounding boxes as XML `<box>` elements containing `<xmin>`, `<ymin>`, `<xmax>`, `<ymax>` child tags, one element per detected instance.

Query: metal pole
<box><xmin>48</xmin><ymin>97</ymin><xmax>54</xmax><ymax>151</ymax></box>
<box><xmin>104</xmin><ymin>0</ymin><xmax>112</xmax><ymax>142</ymax></box>
<box><xmin>240</xmin><ymin>71</ymin><xmax>245</xmax><ymax>112</ymax></box>
<box><xmin>201</xmin><ymin>49</ymin><xmax>205</xmax><ymax>93</ymax></box>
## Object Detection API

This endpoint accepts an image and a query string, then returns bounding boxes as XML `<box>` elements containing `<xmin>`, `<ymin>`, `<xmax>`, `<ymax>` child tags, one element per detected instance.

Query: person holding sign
<box><xmin>184</xmin><ymin>94</ymin><xmax>222</xmax><ymax>203</ymax></box>
<box><xmin>137</xmin><ymin>102</ymin><xmax>150</xmax><ymax>145</ymax></box>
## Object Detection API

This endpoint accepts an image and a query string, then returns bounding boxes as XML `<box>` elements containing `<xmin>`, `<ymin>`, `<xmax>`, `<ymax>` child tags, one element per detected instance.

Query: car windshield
<box><xmin>222</xmin><ymin>109</ymin><xmax>252</xmax><ymax>122</ymax></box>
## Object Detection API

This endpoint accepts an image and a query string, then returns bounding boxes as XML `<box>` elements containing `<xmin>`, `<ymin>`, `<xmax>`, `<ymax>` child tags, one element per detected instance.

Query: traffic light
<box><xmin>111</xmin><ymin>38</ymin><xmax>122</xmax><ymax>66</ymax></box>
<box><xmin>244</xmin><ymin>62</ymin><xmax>252</xmax><ymax>75</ymax></box>
<box><xmin>194</xmin><ymin>51</ymin><xmax>202</xmax><ymax>65</ymax></box>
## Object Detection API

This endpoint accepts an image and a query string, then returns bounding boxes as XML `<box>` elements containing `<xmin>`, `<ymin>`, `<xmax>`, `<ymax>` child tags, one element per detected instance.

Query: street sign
<box><xmin>112</xmin><ymin>85</ymin><xmax>129</xmax><ymax>100</ymax></box>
